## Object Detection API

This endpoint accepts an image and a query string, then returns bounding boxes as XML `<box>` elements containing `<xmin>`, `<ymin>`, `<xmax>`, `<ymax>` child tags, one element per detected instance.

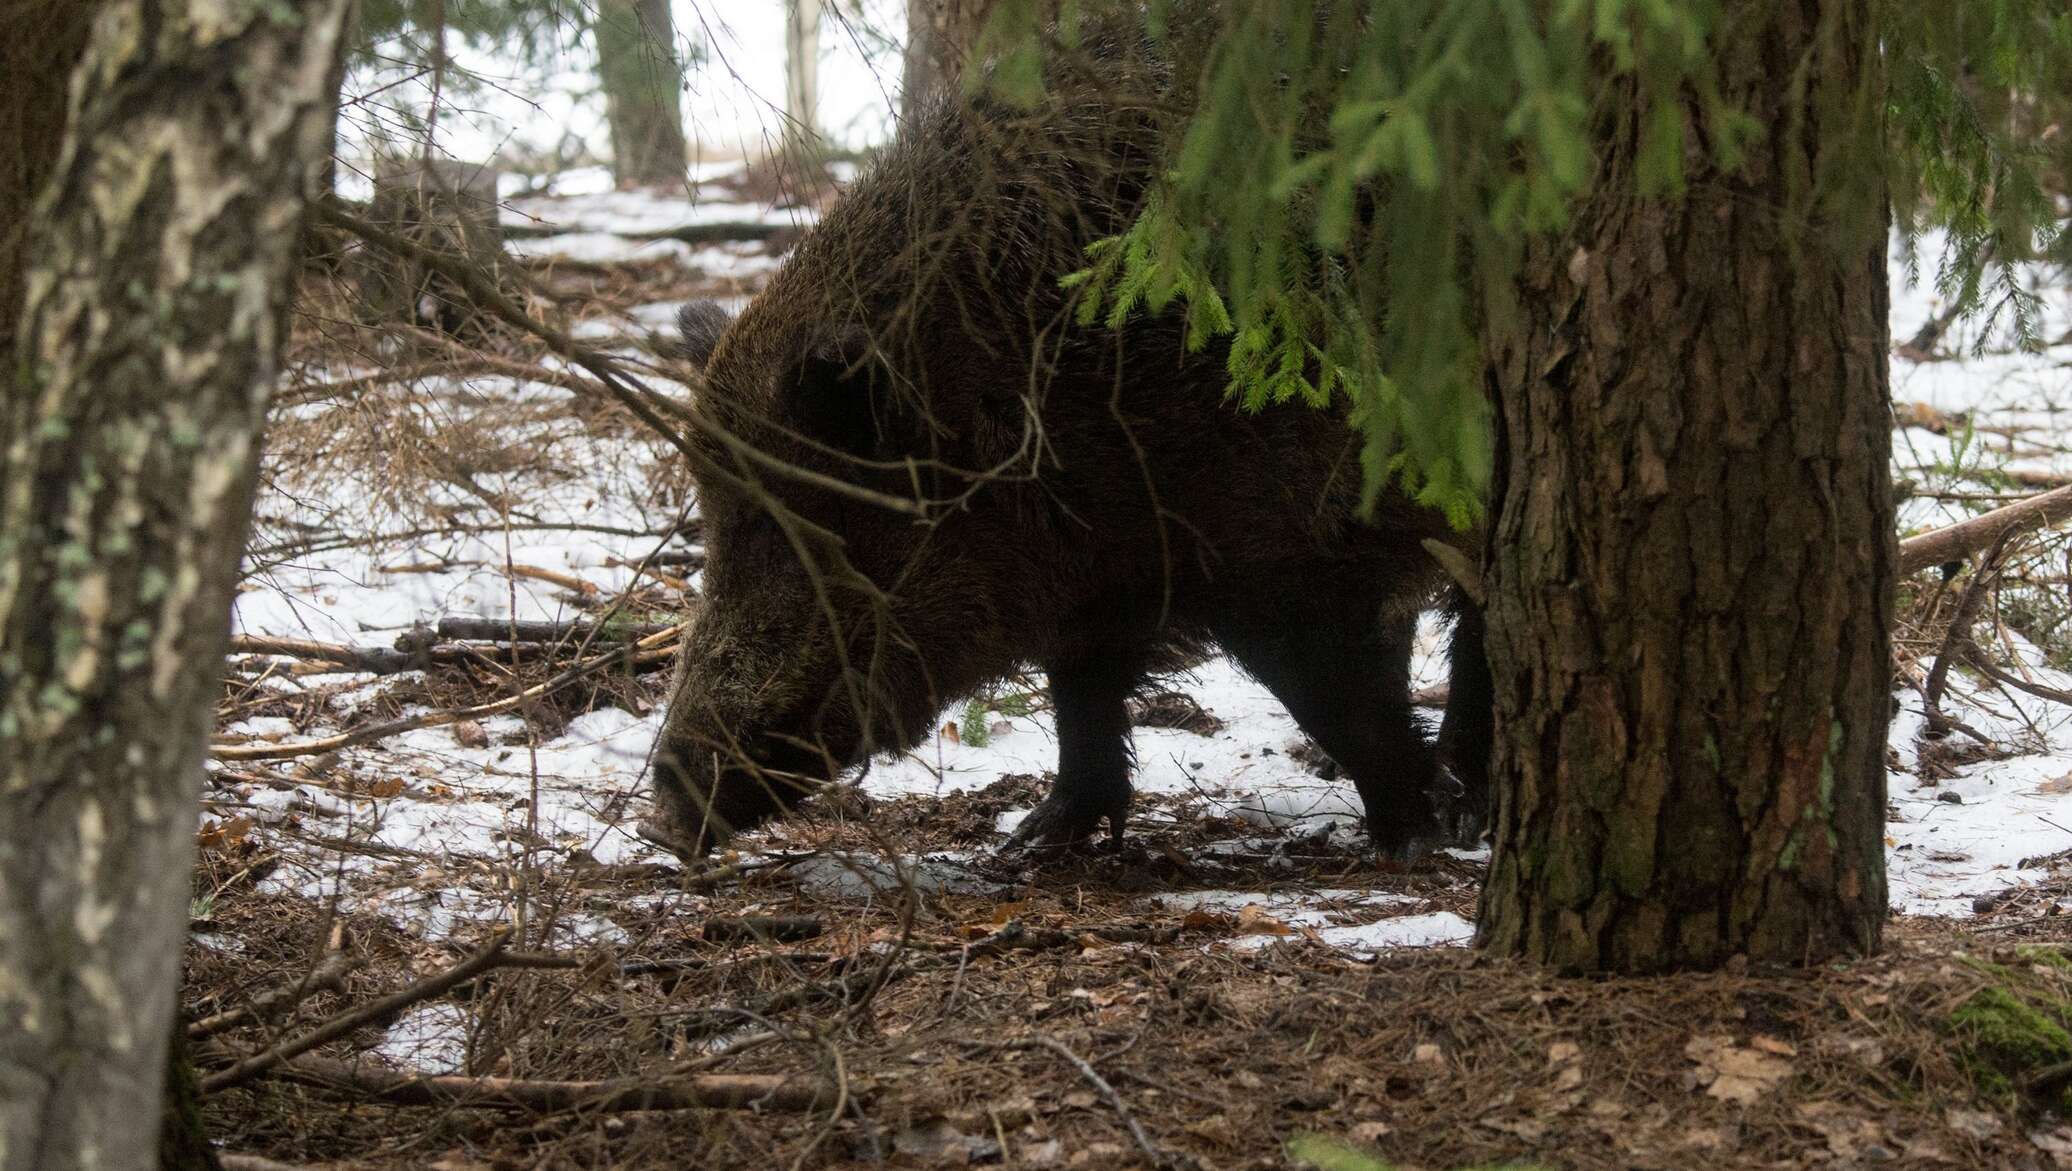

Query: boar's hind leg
<box><xmin>1214</xmin><ymin>589</ymin><xmax>1450</xmax><ymax>861</ymax></box>
<box><xmin>1003</xmin><ymin>652</ymin><xmax>1139</xmax><ymax>850</ymax></box>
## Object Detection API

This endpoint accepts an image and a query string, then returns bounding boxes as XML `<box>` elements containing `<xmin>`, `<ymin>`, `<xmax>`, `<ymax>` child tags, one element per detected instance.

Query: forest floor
<box><xmin>191</xmin><ymin>166</ymin><xmax>2072</xmax><ymax>1169</ymax></box>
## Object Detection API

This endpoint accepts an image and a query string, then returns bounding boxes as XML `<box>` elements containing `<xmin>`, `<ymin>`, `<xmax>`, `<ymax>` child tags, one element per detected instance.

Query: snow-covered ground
<box><xmin>223</xmin><ymin>183</ymin><xmax>2072</xmax><ymax>957</ymax></box>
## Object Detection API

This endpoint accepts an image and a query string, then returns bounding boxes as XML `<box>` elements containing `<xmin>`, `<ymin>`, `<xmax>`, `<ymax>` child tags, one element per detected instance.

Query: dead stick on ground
<box><xmin>200</xmin><ymin>929</ymin><xmax>513</xmax><ymax>1094</ymax></box>
<box><xmin>219</xmin><ymin>1155</ymin><xmax>317</xmax><ymax>1171</ymax></box>
<box><xmin>212</xmin><ymin>628</ymin><xmax>682</xmax><ymax>761</ymax></box>
<box><xmin>267</xmin><ymin>1054</ymin><xmax>834</xmax><ymax>1112</ymax></box>
<box><xmin>974</xmin><ymin>1036</ymin><xmax>1168</xmax><ymax>1168</ymax></box>
<box><xmin>1965</xmin><ymin>642</ymin><xmax>2072</xmax><ymax>707</ymax></box>
<box><xmin>432</xmin><ymin>616</ymin><xmax>674</xmax><ymax>643</ymax></box>
<box><xmin>1922</xmin><ymin>531</ymin><xmax>2014</xmax><ymax>735</ymax></box>
<box><xmin>228</xmin><ymin>635</ymin><xmax>423</xmax><ymax>674</ymax></box>
<box><xmin>187</xmin><ymin>947</ymin><xmax>356</xmax><ymax>1041</ymax></box>
<box><xmin>1899</xmin><ymin>483</ymin><xmax>2072</xmax><ymax>575</ymax></box>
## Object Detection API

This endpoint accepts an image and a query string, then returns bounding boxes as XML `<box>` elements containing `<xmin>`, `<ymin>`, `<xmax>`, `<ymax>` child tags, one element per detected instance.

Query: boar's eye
<box><xmin>785</xmin><ymin>329</ymin><xmax>915</xmax><ymax>460</ymax></box>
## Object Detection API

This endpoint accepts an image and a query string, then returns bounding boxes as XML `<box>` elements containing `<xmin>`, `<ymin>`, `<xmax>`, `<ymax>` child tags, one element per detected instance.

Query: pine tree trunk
<box><xmin>902</xmin><ymin>0</ymin><xmax>993</xmax><ymax>123</ymax></box>
<box><xmin>0</xmin><ymin>3</ymin><xmax>351</xmax><ymax>1168</ymax></box>
<box><xmin>1476</xmin><ymin>0</ymin><xmax>1892</xmax><ymax>973</ymax></box>
<box><xmin>596</xmin><ymin>0</ymin><xmax>687</xmax><ymax>188</ymax></box>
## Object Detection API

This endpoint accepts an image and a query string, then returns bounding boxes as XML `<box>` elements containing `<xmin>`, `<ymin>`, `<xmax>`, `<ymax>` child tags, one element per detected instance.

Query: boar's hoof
<box><xmin>636</xmin><ymin>813</ymin><xmax>710</xmax><ymax>866</ymax></box>
<box><xmin>1428</xmin><ymin>764</ymin><xmax>1490</xmax><ymax>849</ymax></box>
<box><xmin>1002</xmin><ymin>792</ymin><xmax>1129</xmax><ymax>853</ymax></box>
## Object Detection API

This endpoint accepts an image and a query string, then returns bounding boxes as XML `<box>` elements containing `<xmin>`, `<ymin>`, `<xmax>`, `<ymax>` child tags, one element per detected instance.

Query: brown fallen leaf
<box><xmin>1235</xmin><ymin>903</ymin><xmax>1296</xmax><ymax>936</ymax></box>
<box><xmin>1684</xmin><ymin>1035</ymin><xmax>1792</xmax><ymax>1104</ymax></box>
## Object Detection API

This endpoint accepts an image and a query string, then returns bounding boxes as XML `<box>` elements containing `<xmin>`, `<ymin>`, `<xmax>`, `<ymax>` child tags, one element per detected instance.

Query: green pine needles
<box><xmin>1004</xmin><ymin>0</ymin><xmax>2072</xmax><ymax>524</ymax></box>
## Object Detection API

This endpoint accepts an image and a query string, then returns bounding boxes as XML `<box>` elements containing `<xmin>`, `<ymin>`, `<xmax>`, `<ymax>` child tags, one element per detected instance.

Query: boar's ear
<box><xmin>785</xmin><ymin>326</ymin><xmax>918</xmax><ymax>459</ymax></box>
<box><xmin>674</xmin><ymin>300</ymin><xmax>733</xmax><ymax>369</ymax></box>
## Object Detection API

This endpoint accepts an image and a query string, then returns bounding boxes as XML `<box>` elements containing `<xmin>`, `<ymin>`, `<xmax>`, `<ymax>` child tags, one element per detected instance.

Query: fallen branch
<box><xmin>1922</xmin><ymin>532</ymin><xmax>2012</xmax><ymax>736</ymax></box>
<box><xmin>248</xmin><ymin>520</ymin><xmax>683</xmax><ymax>561</ymax></box>
<box><xmin>213</xmin><ymin>625</ymin><xmax>682</xmax><ymax>761</ymax></box>
<box><xmin>503</xmin><ymin>219</ymin><xmax>791</xmax><ymax>246</ymax></box>
<box><xmin>201</xmin><ymin>929</ymin><xmax>513</xmax><ymax>1094</ymax></box>
<box><xmin>266</xmin><ymin>1054</ymin><xmax>835</xmax><ymax>1113</ymax></box>
<box><xmin>219</xmin><ymin>1156</ymin><xmax>315</xmax><ymax>1171</ymax></box>
<box><xmin>1899</xmin><ymin>483</ymin><xmax>2072</xmax><ymax>575</ymax></box>
<box><xmin>429</xmin><ymin>615</ymin><xmax>674</xmax><ymax>643</ymax></box>
<box><xmin>507</xmin><ymin>563</ymin><xmax>600</xmax><ymax>595</ymax></box>
<box><xmin>229</xmin><ymin>635</ymin><xmax>427</xmax><ymax>675</ymax></box>
<box><xmin>187</xmin><ymin>948</ymin><xmax>356</xmax><ymax>1041</ymax></box>
<box><xmin>1966</xmin><ymin>643</ymin><xmax>2072</xmax><ymax>708</ymax></box>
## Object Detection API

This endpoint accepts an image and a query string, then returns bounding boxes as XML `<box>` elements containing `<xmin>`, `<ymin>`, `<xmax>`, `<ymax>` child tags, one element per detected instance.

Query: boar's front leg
<box><xmin>1004</xmin><ymin>652</ymin><xmax>1140</xmax><ymax>849</ymax></box>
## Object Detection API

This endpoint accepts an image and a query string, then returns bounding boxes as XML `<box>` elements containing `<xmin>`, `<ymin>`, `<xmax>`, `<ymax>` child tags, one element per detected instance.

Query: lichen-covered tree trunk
<box><xmin>596</xmin><ymin>0</ymin><xmax>687</xmax><ymax>188</ymax></box>
<box><xmin>1476</xmin><ymin>0</ymin><xmax>1892</xmax><ymax>973</ymax></box>
<box><xmin>902</xmin><ymin>0</ymin><xmax>992</xmax><ymax>122</ymax></box>
<box><xmin>0</xmin><ymin>0</ymin><xmax>94</xmax><ymax>369</ymax></box>
<box><xmin>0</xmin><ymin>3</ymin><xmax>351</xmax><ymax>1168</ymax></box>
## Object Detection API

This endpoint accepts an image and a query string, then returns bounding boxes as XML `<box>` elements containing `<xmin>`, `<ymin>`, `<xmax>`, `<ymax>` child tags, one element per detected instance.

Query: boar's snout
<box><xmin>641</xmin><ymin>615</ymin><xmax>859</xmax><ymax>860</ymax></box>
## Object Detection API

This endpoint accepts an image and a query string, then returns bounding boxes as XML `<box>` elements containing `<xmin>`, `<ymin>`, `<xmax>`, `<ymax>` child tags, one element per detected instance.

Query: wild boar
<box><xmin>641</xmin><ymin>43</ymin><xmax>1490</xmax><ymax>864</ymax></box>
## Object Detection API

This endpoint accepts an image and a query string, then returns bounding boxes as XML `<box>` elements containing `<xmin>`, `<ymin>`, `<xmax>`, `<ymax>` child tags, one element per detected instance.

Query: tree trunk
<box><xmin>352</xmin><ymin>155</ymin><xmax>506</xmax><ymax>336</ymax></box>
<box><xmin>785</xmin><ymin>0</ymin><xmax>822</xmax><ymax>153</ymax></box>
<box><xmin>596</xmin><ymin>0</ymin><xmax>687</xmax><ymax>188</ymax></box>
<box><xmin>1476</xmin><ymin>1</ymin><xmax>1892</xmax><ymax>973</ymax></box>
<box><xmin>0</xmin><ymin>0</ymin><xmax>94</xmax><ymax>370</ymax></box>
<box><xmin>0</xmin><ymin>2</ymin><xmax>351</xmax><ymax>1168</ymax></box>
<box><xmin>902</xmin><ymin>0</ymin><xmax>993</xmax><ymax>123</ymax></box>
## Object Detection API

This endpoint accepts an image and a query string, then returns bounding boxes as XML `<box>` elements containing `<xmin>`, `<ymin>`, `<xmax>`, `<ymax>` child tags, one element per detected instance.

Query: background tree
<box><xmin>1050</xmin><ymin>0</ymin><xmax>2070</xmax><ymax>973</ymax></box>
<box><xmin>595</xmin><ymin>0</ymin><xmax>689</xmax><ymax>186</ymax></box>
<box><xmin>786</xmin><ymin>0</ymin><xmax>824</xmax><ymax>153</ymax></box>
<box><xmin>903</xmin><ymin>0</ymin><xmax>993</xmax><ymax>122</ymax></box>
<box><xmin>0</xmin><ymin>2</ymin><xmax>352</xmax><ymax>1167</ymax></box>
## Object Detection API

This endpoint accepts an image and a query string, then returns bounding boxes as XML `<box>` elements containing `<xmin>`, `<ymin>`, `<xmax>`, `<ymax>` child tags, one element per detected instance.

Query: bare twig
<box><xmin>187</xmin><ymin>948</ymin><xmax>356</xmax><ymax>1041</ymax></box>
<box><xmin>320</xmin><ymin>199</ymin><xmax>930</xmax><ymax>519</ymax></box>
<box><xmin>219</xmin><ymin>1155</ymin><xmax>316</xmax><ymax>1171</ymax></box>
<box><xmin>430</xmin><ymin>615</ymin><xmax>673</xmax><ymax>643</ymax></box>
<box><xmin>1965</xmin><ymin>643</ymin><xmax>2072</xmax><ymax>708</ymax></box>
<box><xmin>970</xmin><ymin>1036</ymin><xmax>1169</xmax><ymax>1168</ymax></box>
<box><xmin>212</xmin><ymin>625</ymin><xmax>682</xmax><ymax>761</ymax></box>
<box><xmin>200</xmin><ymin>928</ymin><xmax>514</xmax><ymax>1093</ymax></box>
<box><xmin>1922</xmin><ymin>534</ymin><xmax>2012</xmax><ymax>737</ymax></box>
<box><xmin>265</xmin><ymin>1054</ymin><xmax>835</xmax><ymax>1113</ymax></box>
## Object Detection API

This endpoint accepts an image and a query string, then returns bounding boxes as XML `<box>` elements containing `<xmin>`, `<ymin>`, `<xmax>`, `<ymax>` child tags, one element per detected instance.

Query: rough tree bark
<box><xmin>596</xmin><ymin>0</ymin><xmax>688</xmax><ymax>188</ymax></box>
<box><xmin>0</xmin><ymin>2</ymin><xmax>352</xmax><ymax>1168</ymax></box>
<box><xmin>902</xmin><ymin>0</ymin><xmax>993</xmax><ymax>123</ymax></box>
<box><xmin>0</xmin><ymin>0</ymin><xmax>94</xmax><ymax>369</ymax></box>
<box><xmin>1476</xmin><ymin>0</ymin><xmax>1892</xmax><ymax>973</ymax></box>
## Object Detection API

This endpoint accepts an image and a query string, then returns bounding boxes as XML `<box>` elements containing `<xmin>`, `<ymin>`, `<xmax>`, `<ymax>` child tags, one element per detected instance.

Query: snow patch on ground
<box><xmin>374</xmin><ymin>1001</ymin><xmax>475</xmax><ymax>1074</ymax></box>
<box><xmin>231</xmin><ymin>203</ymin><xmax>2072</xmax><ymax>957</ymax></box>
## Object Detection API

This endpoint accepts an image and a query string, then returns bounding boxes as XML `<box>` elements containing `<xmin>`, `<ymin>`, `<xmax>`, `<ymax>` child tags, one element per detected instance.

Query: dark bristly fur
<box><xmin>644</xmin><ymin>30</ymin><xmax>1492</xmax><ymax>863</ymax></box>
